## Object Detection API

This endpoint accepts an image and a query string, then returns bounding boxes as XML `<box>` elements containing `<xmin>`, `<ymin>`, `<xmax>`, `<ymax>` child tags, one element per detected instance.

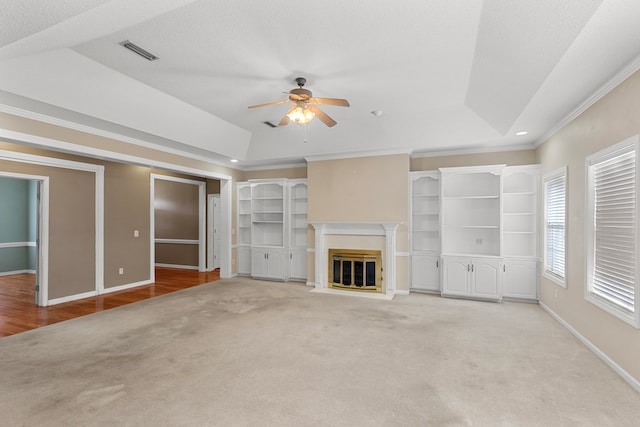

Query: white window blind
<box><xmin>590</xmin><ymin>149</ymin><xmax>636</xmax><ymax>313</ymax></box>
<box><xmin>545</xmin><ymin>172</ymin><xmax>566</xmax><ymax>281</ymax></box>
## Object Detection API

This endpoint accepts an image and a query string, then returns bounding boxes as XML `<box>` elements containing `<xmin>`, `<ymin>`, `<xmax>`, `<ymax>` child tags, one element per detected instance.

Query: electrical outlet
<box><xmin>134</xmin><ymin>230</ymin><xmax>139</xmax><ymax>237</ymax></box>
<box><xmin>476</xmin><ymin>238</ymin><xmax>483</xmax><ymax>245</ymax></box>
<box><xmin>118</xmin><ymin>267</ymin><xmax>124</xmax><ymax>275</ymax></box>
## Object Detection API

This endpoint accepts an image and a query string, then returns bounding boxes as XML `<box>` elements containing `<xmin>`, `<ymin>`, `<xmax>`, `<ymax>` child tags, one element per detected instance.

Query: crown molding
<box><xmin>536</xmin><ymin>52</ymin><xmax>640</xmax><ymax>147</ymax></box>
<box><xmin>411</xmin><ymin>142</ymin><xmax>536</xmax><ymax>159</ymax></box>
<box><xmin>304</xmin><ymin>147</ymin><xmax>412</xmax><ymax>163</ymax></box>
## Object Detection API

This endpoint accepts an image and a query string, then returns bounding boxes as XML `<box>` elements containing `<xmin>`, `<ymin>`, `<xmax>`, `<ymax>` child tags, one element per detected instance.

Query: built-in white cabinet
<box><xmin>410</xmin><ymin>172</ymin><xmax>441</xmax><ymax>292</ymax></box>
<box><xmin>237</xmin><ymin>183</ymin><xmax>252</xmax><ymax>276</ymax></box>
<box><xmin>441</xmin><ymin>165</ymin><xmax>503</xmax><ymax>257</ymax></box>
<box><xmin>236</xmin><ymin>178</ymin><xmax>307</xmax><ymax>281</ymax></box>
<box><xmin>501</xmin><ymin>165</ymin><xmax>540</xmax><ymax>301</ymax></box>
<box><xmin>502</xmin><ymin>258</ymin><xmax>537</xmax><ymax>300</ymax></box>
<box><xmin>288</xmin><ymin>180</ymin><xmax>307</xmax><ymax>281</ymax></box>
<box><xmin>411</xmin><ymin>254</ymin><xmax>440</xmax><ymax>292</ymax></box>
<box><xmin>442</xmin><ymin>256</ymin><xmax>501</xmax><ymax>301</ymax></box>
<box><xmin>237</xmin><ymin>246</ymin><xmax>251</xmax><ymax>275</ymax></box>
<box><xmin>410</xmin><ymin>164</ymin><xmax>540</xmax><ymax>302</ymax></box>
<box><xmin>251</xmin><ymin>247</ymin><xmax>287</xmax><ymax>280</ymax></box>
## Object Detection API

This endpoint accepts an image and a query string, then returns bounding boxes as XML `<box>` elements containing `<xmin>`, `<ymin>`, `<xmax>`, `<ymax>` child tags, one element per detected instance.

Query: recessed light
<box><xmin>230</xmin><ymin>159</ymin><xmax>238</xmax><ymax>163</ymax></box>
<box><xmin>516</xmin><ymin>131</ymin><xmax>528</xmax><ymax>136</ymax></box>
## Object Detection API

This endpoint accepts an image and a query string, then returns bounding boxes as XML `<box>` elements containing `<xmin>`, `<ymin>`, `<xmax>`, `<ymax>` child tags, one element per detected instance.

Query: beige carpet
<box><xmin>1</xmin><ymin>277</ymin><xmax>639</xmax><ymax>426</ymax></box>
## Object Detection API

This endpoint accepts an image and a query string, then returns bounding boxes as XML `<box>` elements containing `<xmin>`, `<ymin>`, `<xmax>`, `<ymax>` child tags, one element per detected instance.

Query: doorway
<box><xmin>0</xmin><ymin>173</ymin><xmax>48</xmax><ymax>306</ymax></box>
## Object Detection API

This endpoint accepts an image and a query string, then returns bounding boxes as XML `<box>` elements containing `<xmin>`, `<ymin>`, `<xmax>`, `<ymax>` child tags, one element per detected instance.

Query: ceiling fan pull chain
<box><xmin>304</xmin><ymin>123</ymin><xmax>308</xmax><ymax>143</ymax></box>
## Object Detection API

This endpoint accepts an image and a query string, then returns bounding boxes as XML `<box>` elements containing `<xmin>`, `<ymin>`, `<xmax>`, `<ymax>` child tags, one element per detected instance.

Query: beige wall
<box><xmin>537</xmin><ymin>69</ymin><xmax>640</xmax><ymax>383</ymax></box>
<box><xmin>307</xmin><ymin>154</ymin><xmax>410</xmax><ymax>290</ymax></box>
<box><xmin>411</xmin><ymin>149</ymin><xmax>537</xmax><ymax>171</ymax></box>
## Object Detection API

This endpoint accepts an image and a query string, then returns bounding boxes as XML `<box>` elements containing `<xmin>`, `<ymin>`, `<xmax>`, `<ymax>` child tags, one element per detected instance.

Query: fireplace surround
<box><xmin>310</xmin><ymin>222</ymin><xmax>401</xmax><ymax>296</ymax></box>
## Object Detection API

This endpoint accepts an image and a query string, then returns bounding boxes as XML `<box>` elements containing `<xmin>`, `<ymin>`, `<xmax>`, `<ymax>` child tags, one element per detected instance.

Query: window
<box><xmin>586</xmin><ymin>139</ymin><xmax>640</xmax><ymax>328</ymax></box>
<box><xmin>543</xmin><ymin>167</ymin><xmax>566</xmax><ymax>286</ymax></box>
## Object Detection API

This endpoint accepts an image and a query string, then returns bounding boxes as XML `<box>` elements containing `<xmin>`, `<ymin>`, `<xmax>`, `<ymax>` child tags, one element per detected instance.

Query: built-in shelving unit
<box><xmin>410</xmin><ymin>171</ymin><xmax>441</xmax><ymax>292</ymax></box>
<box><xmin>502</xmin><ymin>168</ymin><xmax>538</xmax><ymax>258</ymax></box>
<box><xmin>236</xmin><ymin>179</ymin><xmax>307</xmax><ymax>282</ymax></box>
<box><xmin>441</xmin><ymin>167</ymin><xmax>502</xmax><ymax>257</ymax></box>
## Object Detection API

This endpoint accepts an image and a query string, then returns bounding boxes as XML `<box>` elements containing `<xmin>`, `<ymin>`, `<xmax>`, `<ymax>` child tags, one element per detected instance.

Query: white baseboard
<box><xmin>48</xmin><ymin>290</ymin><xmax>98</xmax><ymax>306</ymax></box>
<box><xmin>0</xmin><ymin>269</ymin><xmax>36</xmax><ymax>277</ymax></box>
<box><xmin>539</xmin><ymin>301</ymin><xmax>640</xmax><ymax>393</ymax></box>
<box><xmin>395</xmin><ymin>290</ymin><xmax>410</xmax><ymax>296</ymax></box>
<box><xmin>155</xmin><ymin>263</ymin><xmax>199</xmax><ymax>270</ymax></box>
<box><xmin>103</xmin><ymin>279</ymin><xmax>153</xmax><ymax>294</ymax></box>
<box><xmin>306</xmin><ymin>281</ymin><xmax>316</xmax><ymax>287</ymax></box>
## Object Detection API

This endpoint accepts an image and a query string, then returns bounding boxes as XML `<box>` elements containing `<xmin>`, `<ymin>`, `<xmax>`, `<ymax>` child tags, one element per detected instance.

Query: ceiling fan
<box><xmin>248</xmin><ymin>77</ymin><xmax>350</xmax><ymax>127</ymax></box>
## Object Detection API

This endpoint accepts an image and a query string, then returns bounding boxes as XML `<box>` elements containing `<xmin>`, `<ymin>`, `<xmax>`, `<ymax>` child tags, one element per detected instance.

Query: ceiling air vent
<box><xmin>119</xmin><ymin>40</ymin><xmax>159</xmax><ymax>61</ymax></box>
<box><xmin>262</xmin><ymin>121</ymin><xmax>278</xmax><ymax>128</ymax></box>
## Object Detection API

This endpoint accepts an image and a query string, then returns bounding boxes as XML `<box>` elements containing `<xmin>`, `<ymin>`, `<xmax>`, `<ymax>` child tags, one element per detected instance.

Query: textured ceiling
<box><xmin>1</xmin><ymin>0</ymin><xmax>640</xmax><ymax>168</ymax></box>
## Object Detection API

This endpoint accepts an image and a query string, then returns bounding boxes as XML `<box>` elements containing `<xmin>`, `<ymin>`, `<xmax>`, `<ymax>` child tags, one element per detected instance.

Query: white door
<box><xmin>266</xmin><ymin>249</ymin><xmax>287</xmax><ymax>280</ymax></box>
<box><xmin>251</xmin><ymin>248</ymin><xmax>268</xmax><ymax>278</ymax></box>
<box><xmin>472</xmin><ymin>259</ymin><xmax>501</xmax><ymax>299</ymax></box>
<box><xmin>502</xmin><ymin>259</ymin><xmax>537</xmax><ymax>300</ymax></box>
<box><xmin>411</xmin><ymin>254</ymin><xmax>440</xmax><ymax>291</ymax></box>
<box><xmin>442</xmin><ymin>257</ymin><xmax>470</xmax><ymax>296</ymax></box>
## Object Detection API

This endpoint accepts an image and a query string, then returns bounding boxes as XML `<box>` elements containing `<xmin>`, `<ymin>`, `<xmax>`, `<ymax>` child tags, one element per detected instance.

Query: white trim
<box><xmin>306</xmin><ymin>248</ymin><xmax>316</xmax><ymax>253</ymax></box>
<box><xmin>395</xmin><ymin>290</ymin><xmax>410</xmax><ymax>296</ymax></box>
<box><xmin>0</xmin><ymin>170</ymin><xmax>50</xmax><ymax>306</ymax></box>
<box><xmin>0</xmin><ymin>269</ymin><xmax>36</xmax><ymax>276</ymax></box>
<box><xmin>305</xmin><ymin>148</ymin><xmax>411</xmax><ymax>163</ymax></box>
<box><xmin>0</xmin><ymin>241</ymin><xmax>37</xmax><ymax>248</ymax></box>
<box><xmin>411</xmin><ymin>143</ymin><xmax>536</xmax><ymax>159</ymax></box>
<box><xmin>306</xmin><ymin>281</ymin><xmax>316</xmax><ymax>287</ymax></box>
<box><xmin>155</xmin><ymin>239</ymin><xmax>200</xmax><ymax>245</ymax></box>
<box><xmin>154</xmin><ymin>263</ymin><xmax>200</xmax><ymax>270</ymax></box>
<box><xmin>396</xmin><ymin>252</ymin><xmax>410</xmax><ymax>257</ymax></box>
<box><xmin>239</xmin><ymin>161</ymin><xmax>307</xmax><ymax>172</ymax></box>
<box><xmin>95</xmin><ymin>165</ymin><xmax>105</xmax><ymax>295</ymax></box>
<box><xmin>0</xmin><ymin>147</ymin><xmax>105</xmax><ymax>173</ymax></box>
<box><xmin>536</xmin><ymin>53</ymin><xmax>640</xmax><ymax>148</ymax></box>
<box><xmin>539</xmin><ymin>301</ymin><xmax>640</xmax><ymax>393</ymax></box>
<box><xmin>48</xmin><ymin>290</ymin><xmax>98</xmax><ymax>306</ymax></box>
<box><xmin>102</xmin><ymin>279</ymin><xmax>154</xmax><ymax>294</ymax></box>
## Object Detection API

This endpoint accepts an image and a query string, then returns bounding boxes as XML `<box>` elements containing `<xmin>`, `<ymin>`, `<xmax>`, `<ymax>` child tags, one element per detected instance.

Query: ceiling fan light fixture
<box><xmin>287</xmin><ymin>106</ymin><xmax>315</xmax><ymax>125</ymax></box>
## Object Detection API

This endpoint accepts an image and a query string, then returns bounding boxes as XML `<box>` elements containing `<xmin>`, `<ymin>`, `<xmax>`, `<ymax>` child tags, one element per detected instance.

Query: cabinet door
<box><xmin>472</xmin><ymin>259</ymin><xmax>501</xmax><ymax>300</ymax></box>
<box><xmin>442</xmin><ymin>257</ymin><xmax>470</xmax><ymax>296</ymax></box>
<box><xmin>238</xmin><ymin>246</ymin><xmax>251</xmax><ymax>275</ymax></box>
<box><xmin>502</xmin><ymin>259</ymin><xmax>537</xmax><ymax>300</ymax></box>
<box><xmin>411</xmin><ymin>254</ymin><xmax>440</xmax><ymax>291</ymax></box>
<box><xmin>289</xmin><ymin>249</ymin><xmax>307</xmax><ymax>281</ymax></box>
<box><xmin>266</xmin><ymin>249</ymin><xmax>287</xmax><ymax>280</ymax></box>
<box><xmin>251</xmin><ymin>248</ymin><xmax>268</xmax><ymax>278</ymax></box>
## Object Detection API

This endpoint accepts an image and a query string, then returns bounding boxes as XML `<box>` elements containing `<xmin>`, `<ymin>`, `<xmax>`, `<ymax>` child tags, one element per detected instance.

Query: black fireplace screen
<box><xmin>328</xmin><ymin>249</ymin><xmax>382</xmax><ymax>292</ymax></box>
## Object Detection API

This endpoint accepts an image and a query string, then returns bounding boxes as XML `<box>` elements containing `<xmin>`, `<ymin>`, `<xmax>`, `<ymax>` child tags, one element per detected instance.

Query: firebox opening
<box><xmin>328</xmin><ymin>249</ymin><xmax>382</xmax><ymax>293</ymax></box>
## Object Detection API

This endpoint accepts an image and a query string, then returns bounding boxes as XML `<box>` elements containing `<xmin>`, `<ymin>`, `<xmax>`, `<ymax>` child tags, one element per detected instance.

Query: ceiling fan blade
<box><xmin>307</xmin><ymin>104</ymin><xmax>337</xmax><ymax>127</ymax></box>
<box><xmin>310</xmin><ymin>97</ymin><xmax>350</xmax><ymax>107</ymax></box>
<box><xmin>248</xmin><ymin>99</ymin><xmax>289</xmax><ymax>109</ymax></box>
<box><xmin>278</xmin><ymin>105</ymin><xmax>297</xmax><ymax>126</ymax></box>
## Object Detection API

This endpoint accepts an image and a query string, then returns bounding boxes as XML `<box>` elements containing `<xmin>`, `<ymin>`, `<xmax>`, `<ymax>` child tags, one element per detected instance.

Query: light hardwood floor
<box><xmin>0</xmin><ymin>267</ymin><xmax>219</xmax><ymax>337</ymax></box>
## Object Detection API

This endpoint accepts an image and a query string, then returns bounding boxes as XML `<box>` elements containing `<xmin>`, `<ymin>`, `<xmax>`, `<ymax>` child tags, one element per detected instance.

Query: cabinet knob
<box><xmin>436</xmin><ymin>260</ymin><xmax>439</xmax><ymax>268</ymax></box>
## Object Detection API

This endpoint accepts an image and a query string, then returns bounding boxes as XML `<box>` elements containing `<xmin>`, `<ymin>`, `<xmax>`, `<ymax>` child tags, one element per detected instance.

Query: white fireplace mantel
<box><xmin>310</xmin><ymin>222</ymin><xmax>401</xmax><ymax>296</ymax></box>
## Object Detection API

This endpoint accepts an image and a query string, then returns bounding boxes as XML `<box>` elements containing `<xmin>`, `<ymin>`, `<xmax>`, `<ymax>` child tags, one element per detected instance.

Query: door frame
<box><xmin>207</xmin><ymin>193</ymin><xmax>221</xmax><ymax>271</ymax></box>
<box><xmin>0</xmin><ymin>172</ymin><xmax>49</xmax><ymax>306</ymax></box>
<box><xmin>150</xmin><ymin>174</ymin><xmax>206</xmax><ymax>276</ymax></box>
